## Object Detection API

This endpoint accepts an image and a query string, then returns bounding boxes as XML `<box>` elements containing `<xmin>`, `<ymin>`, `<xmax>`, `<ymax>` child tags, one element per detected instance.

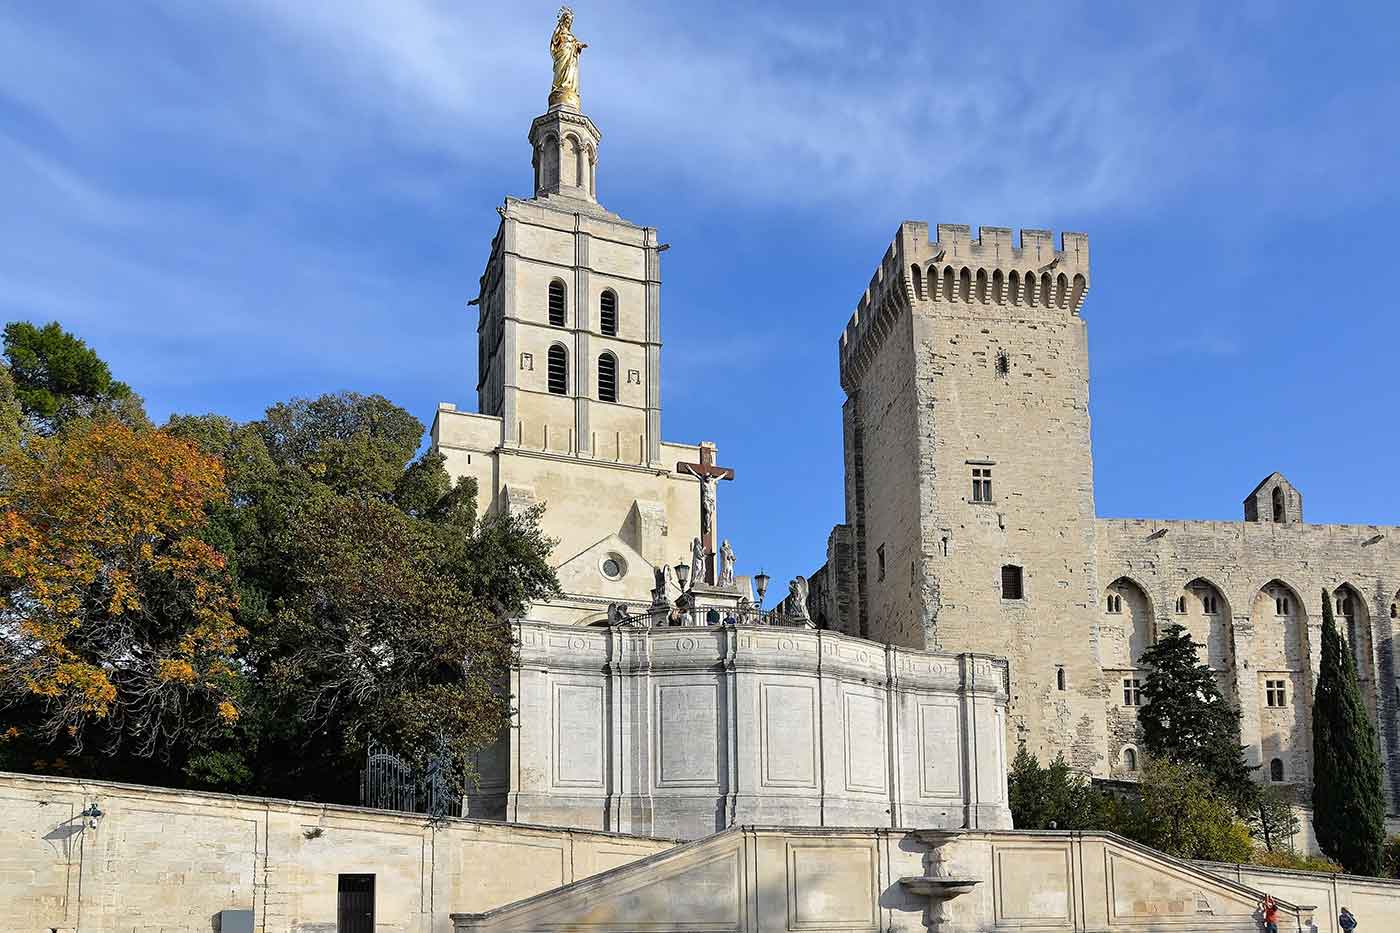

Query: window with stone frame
<box><xmin>1106</xmin><ymin>593</ymin><xmax>1123</xmax><ymax>614</ymax></box>
<box><xmin>597</xmin><ymin>352</ymin><xmax>618</xmax><ymax>403</ymax></box>
<box><xmin>1269</xmin><ymin>757</ymin><xmax>1285</xmax><ymax>782</ymax></box>
<box><xmin>1274</xmin><ymin>594</ymin><xmax>1291</xmax><ymax>616</ymax></box>
<box><xmin>548</xmin><ymin>280</ymin><xmax>567</xmax><ymax>327</ymax></box>
<box><xmin>1122</xmin><ymin>747</ymin><xmax>1138</xmax><ymax>771</ymax></box>
<box><xmin>547</xmin><ymin>344</ymin><xmax>568</xmax><ymax>395</ymax></box>
<box><xmin>1122</xmin><ymin>678</ymin><xmax>1142</xmax><ymax>707</ymax></box>
<box><xmin>971</xmin><ymin>466</ymin><xmax>993</xmax><ymax>502</ymax></box>
<box><xmin>1201</xmin><ymin>593</ymin><xmax>1219</xmax><ymax>614</ymax></box>
<box><xmin>599</xmin><ymin>289</ymin><xmax>618</xmax><ymax>336</ymax></box>
<box><xmin>1001</xmin><ymin>565</ymin><xmax>1023</xmax><ymax>600</ymax></box>
<box><xmin>1175</xmin><ymin>595</ymin><xmax>1187</xmax><ymax>614</ymax></box>
<box><xmin>1265</xmin><ymin>679</ymin><xmax>1287</xmax><ymax>708</ymax></box>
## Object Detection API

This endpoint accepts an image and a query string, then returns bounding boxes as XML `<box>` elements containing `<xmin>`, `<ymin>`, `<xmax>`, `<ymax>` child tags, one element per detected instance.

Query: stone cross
<box><xmin>676</xmin><ymin>442</ymin><xmax>734</xmax><ymax>585</ymax></box>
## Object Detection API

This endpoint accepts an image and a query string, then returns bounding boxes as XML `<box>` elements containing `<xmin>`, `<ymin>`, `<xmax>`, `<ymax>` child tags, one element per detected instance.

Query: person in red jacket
<box><xmin>1258</xmin><ymin>895</ymin><xmax>1279</xmax><ymax>933</ymax></box>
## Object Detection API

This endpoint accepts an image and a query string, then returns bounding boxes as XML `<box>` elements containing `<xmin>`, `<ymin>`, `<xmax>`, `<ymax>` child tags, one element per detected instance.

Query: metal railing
<box><xmin>610</xmin><ymin>604</ymin><xmax>815</xmax><ymax>629</ymax></box>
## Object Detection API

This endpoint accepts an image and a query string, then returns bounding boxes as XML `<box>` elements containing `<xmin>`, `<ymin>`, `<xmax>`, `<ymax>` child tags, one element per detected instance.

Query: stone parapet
<box><xmin>468</xmin><ymin>621</ymin><xmax>1012</xmax><ymax>839</ymax></box>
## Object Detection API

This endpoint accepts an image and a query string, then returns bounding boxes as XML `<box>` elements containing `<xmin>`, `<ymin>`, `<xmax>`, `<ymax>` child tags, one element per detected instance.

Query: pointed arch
<box><xmin>1023</xmin><ymin>270</ymin><xmax>1037</xmax><ymax>305</ymax></box>
<box><xmin>1070</xmin><ymin>273</ymin><xmax>1087</xmax><ymax>309</ymax></box>
<box><xmin>910</xmin><ymin>264</ymin><xmax>924</xmax><ymax>300</ymax></box>
<box><xmin>1007</xmin><ymin>270</ymin><xmax>1021</xmax><ymax>306</ymax></box>
<box><xmin>992</xmin><ymin>269</ymin><xmax>1005</xmax><ymax>305</ymax></box>
<box><xmin>975</xmin><ymin>268</ymin><xmax>988</xmax><ymax>303</ymax></box>
<box><xmin>1179</xmin><ymin>577</ymin><xmax>1234</xmax><ymax>673</ymax></box>
<box><xmin>1251</xmin><ymin>578</ymin><xmax>1311</xmax><ymax>785</ymax></box>
<box><xmin>1103</xmin><ymin>576</ymin><xmax>1155</xmax><ymax>669</ymax></box>
<box><xmin>1056</xmin><ymin>272</ymin><xmax>1069</xmax><ymax>308</ymax></box>
<box><xmin>925</xmin><ymin>263</ymin><xmax>941</xmax><ymax>300</ymax></box>
<box><xmin>958</xmin><ymin>267</ymin><xmax>972</xmax><ymax>302</ymax></box>
<box><xmin>1334</xmin><ymin>583</ymin><xmax>1377</xmax><ymax>722</ymax></box>
<box><xmin>942</xmin><ymin>266</ymin><xmax>956</xmax><ymax>302</ymax></box>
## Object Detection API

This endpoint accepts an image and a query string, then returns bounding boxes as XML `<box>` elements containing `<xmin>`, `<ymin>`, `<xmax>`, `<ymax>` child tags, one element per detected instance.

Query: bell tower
<box><xmin>471</xmin><ymin>21</ymin><xmax>663</xmax><ymax>468</ymax></box>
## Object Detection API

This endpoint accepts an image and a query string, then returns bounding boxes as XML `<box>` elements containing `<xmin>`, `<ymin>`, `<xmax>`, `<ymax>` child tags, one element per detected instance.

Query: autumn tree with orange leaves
<box><xmin>0</xmin><ymin>420</ymin><xmax>245</xmax><ymax>764</ymax></box>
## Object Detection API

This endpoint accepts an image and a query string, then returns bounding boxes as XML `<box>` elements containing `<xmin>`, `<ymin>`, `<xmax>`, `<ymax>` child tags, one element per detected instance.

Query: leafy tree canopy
<box><xmin>0</xmin><ymin>420</ymin><xmax>244</xmax><ymax>762</ymax></box>
<box><xmin>3</xmin><ymin>321</ymin><xmax>147</xmax><ymax>432</ymax></box>
<box><xmin>1138</xmin><ymin>622</ymin><xmax>1255</xmax><ymax>809</ymax></box>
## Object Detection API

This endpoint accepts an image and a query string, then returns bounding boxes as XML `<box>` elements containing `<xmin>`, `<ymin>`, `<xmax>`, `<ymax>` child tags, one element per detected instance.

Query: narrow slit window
<box><xmin>547</xmin><ymin>345</ymin><xmax>568</xmax><ymax>395</ymax></box>
<box><xmin>599</xmin><ymin>290</ymin><xmax>618</xmax><ymax>336</ymax></box>
<box><xmin>877</xmin><ymin>544</ymin><xmax>886</xmax><ymax>582</ymax></box>
<box><xmin>597</xmin><ymin>352</ymin><xmax>617</xmax><ymax>402</ymax></box>
<box><xmin>1056</xmin><ymin>667</ymin><xmax>1066</xmax><ymax>691</ymax></box>
<box><xmin>548</xmin><ymin>280</ymin><xmax>567</xmax><ymax>327</ymax></box>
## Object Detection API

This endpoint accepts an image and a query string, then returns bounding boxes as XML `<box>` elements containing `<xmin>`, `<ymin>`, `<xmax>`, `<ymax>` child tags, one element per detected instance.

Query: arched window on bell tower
<box><xmin>548</xmin><ymin>280</ymin><xmax>567</xmax><ymax>327</ymax></box>
<box><xmin>599</xmin><ymin>290</ymin><xmax>618</xmax><ymax>336</ymax></box>
<box><xmin>547</xmin><ymin>344</ymin><xmax>568</xmax><ymax>395</ymax></box>
<box><xmin>597</xmin><ymin>352</ymin><xmax>618</xmax><ymax>403</ymax></box>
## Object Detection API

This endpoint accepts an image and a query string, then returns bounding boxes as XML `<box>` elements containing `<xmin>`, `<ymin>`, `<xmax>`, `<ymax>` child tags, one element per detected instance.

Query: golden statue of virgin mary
<box><xmin>549</xmin><ymin>8</ymin><xmax>587</xmax><ymax>109</ymax></box>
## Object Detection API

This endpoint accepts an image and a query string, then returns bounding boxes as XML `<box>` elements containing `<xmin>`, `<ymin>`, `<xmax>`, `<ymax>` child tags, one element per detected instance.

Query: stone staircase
<box><xmin>450</xmin><ymin>825</ymin><xmax>1309</xmax><ymax>932</ymax></box>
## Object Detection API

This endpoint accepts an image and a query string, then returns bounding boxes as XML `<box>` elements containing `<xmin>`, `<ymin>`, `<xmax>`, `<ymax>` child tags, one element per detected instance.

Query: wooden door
<box><xmin>337</xmin><ymin>874</ymin><xmax>375</xmax><ymax>932</ymax></box>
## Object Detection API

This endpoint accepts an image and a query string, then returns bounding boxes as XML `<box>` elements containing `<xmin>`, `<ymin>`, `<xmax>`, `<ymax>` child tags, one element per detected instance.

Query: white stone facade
<box><xmin>465</xmin><ymin>620</ymin><xmax>1012</xmax><ymax>839</ymax></box>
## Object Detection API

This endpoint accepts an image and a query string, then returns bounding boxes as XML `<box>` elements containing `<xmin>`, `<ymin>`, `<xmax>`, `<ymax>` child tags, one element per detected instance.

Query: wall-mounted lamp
<box><xmin>81</xmin><ymin>803</ymin><xmax>104</xmax><ymax>829</ymax></box>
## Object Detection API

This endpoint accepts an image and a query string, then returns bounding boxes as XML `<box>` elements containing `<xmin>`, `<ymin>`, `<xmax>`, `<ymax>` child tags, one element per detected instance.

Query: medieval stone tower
<box><xmin>827</xmin><ymin>222</ymin><xmax>1105</xmax><ymax>769</ymax></box>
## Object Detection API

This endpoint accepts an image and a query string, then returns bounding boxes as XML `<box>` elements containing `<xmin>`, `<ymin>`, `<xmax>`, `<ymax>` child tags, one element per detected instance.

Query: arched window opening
<box><xmin>911</xmin><ymin>265</ymin><xmax>924</xmax><ymax>300</ymax></box>
<box><xmin>1123</xmin><ymin>747</ymin><xmax>1138</xmax><ymax>772</ymax></box>
<box><xmin>926</xmin><ymin>264</ymin><xmax>941</xmax><ymax>300</ymax></box>
<box><xmin>943</xmin><ymin>267</ymin><xmax>956</xmax><ymax>302</ymax></box>
<box><xmin>1001</xmin><ymin>565</ymin><xmax>1024</xmax><ymax>600</ymax></box>
<box><xmin>1056</xmin><ymin>272</ymin><xmax>1069</xmax><ymax>308</ymax></box>
<box><xmin>1041</xmin><ymin>272</ymin><xmax>1053</xmax><ymax>304</ymax></box>
<box><xmin>599</xmin><ymin>290</ymin><xmax>618</xmax><ymax>336</ymax></box>
<box><xmin>597</xmin><ymin>352</ymin><xmax>618</xmax><ymax>403</ymax></box>
<box><xmin>1056</xmin><ymin>667</ymin><xmax>1066</xmax><ymax>691</ymax></box>
<box><xmin>992</xmin><ymin>269</ymin><xmax>1005</xmax><ymax>305</ymax></box>
<box><xmin>1106</xmin><ymin>593</ymin><xmax>1123</xmax><ymax>614</ymax></box>
<box><xmin>958</xmin><ymin>267</ymin><xmax>972</xmax><ymax>302</ymax></box>
<box><xmin>1176</xmin><ymin>596</ymin><xmax>1187</xmax><ymax>614</ymax></box>
<box><xmin>547</xmin><ymin>344</ymin><xmax>568</xmax><ymax>395</ymax></box>
<box><xmin>1023</xmin><ymin>271</ymin><xmax>1036</xmax><ymax>305</ymax></box>
<box><xmin>975</xmin><ymin>268</ymin><xmax>988</xmax><ymax>303</ymax></box>
<box><xmin>1269</xmin><ymin>758</ymin><xmax>1284</xmax><ymax>782</ymax></box>
<box><xmin>1070</xmin><ymin>273</ymin><xmax>1087</xmax><ymax>308</ymax></box>
<box><xmin>1392</xmin><ymin>602</ymin><xmax>1398</xmax><ymax>619</ymax></box>
<box><xmin>1272</xmin><ymin>486</ymin><xmax>1286</xmax><ymax>523</ymax></box>
<box><xmin>548</xmin><ymin>280</ymin><xmax>567</xmax><ymax>327</ymax></box>
<box><xmin>1008</xmin><ymin>271</ymin><xmax>1021</xmax><ymax>305</ymax></box>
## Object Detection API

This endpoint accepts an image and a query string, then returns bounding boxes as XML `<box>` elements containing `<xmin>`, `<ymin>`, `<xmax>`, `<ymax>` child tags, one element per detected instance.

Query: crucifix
<box><xmin>676</xmin><ymin>442</ymin><xmax>735</xmax><ymax>586</ymax></box>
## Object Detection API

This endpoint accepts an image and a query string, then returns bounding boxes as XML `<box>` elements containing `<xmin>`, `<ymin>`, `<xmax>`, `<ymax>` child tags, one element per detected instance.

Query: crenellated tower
<box><xmin>834</xmin><ymin>222</ymin><xmax>1105</xmax><ymax>770</ymax></box>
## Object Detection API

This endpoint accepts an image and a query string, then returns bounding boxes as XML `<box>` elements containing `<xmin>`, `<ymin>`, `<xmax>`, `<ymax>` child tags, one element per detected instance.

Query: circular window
<box><xmin>600</xmin><ymin>554</ymin><xmax>626</xmax><ymax>581</ymax></box>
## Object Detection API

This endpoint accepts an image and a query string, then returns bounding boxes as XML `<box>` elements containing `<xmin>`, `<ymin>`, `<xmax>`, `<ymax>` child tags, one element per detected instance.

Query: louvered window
<box><xmin>548</xmin><ymin>281</ymin><xmax>566</xmax><ymax>327</ymax></box>
<box><xmin>598</xmin><ymin>352</ymin><xmax>617</xmax><ymax>403</ymax></box>
<box><xmin>547</xmin><ymin>345</ymin><xmax>568</xmax><ymax>395</ymax></box>
<box><xmin>600</xmin><ymin>290</ymin><xmax>617</xmax><ymax>336</ymax></box>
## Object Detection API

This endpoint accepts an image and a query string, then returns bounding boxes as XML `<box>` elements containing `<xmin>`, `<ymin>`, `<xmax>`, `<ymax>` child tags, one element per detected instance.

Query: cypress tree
<box><xmin>1138</xmin><ymin>623</ymin><xmax>1255</xmax><ymax>808</ymax></box>
<box><xmin>1312</xmin><ymin>589</ymin><xmax>1386</xmax><ymax>875</ymax></box>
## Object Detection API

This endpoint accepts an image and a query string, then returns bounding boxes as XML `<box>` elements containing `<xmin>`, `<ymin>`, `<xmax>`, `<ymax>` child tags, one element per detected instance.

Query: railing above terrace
<box><xmin>601</xmin><ymin>604</ymin><xmax>816</xmax><ymax>630</ymax></box>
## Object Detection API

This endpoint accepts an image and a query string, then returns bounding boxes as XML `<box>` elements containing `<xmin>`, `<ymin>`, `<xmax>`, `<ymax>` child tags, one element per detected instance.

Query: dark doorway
<box><xmin>337</xmin><ymin>874</ymin><xmax>375</xmax><ymax>933</ymax></box>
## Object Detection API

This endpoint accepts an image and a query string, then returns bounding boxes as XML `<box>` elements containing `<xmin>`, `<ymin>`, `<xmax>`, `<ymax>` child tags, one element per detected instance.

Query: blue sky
<box><xmin>2</xmin><ymin>1</ymin><xmax>1398</xmax><ymax>591</ymax></box>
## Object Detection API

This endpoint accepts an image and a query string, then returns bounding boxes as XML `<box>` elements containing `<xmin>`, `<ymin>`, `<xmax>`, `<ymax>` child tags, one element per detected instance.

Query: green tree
<box><xmin>1245</xmin><ymin>784</ymin><xmax>1301</xmax><ymax>853</ymax></box>
<box><xmin>1121</xmin><ymin>758</ymin><xmax>1254</xmax><ymax>862</ymax></box>
<box><xmin>1008</xmin><ymin>745</ymin><xmax>1118</xmax><ymax>830</ymax></box>
<box><xmin>1312</xmin><ymin>589</ymin><xmax>1386</xmax><ymax>875</ymax></box>
<box><xmin>3</xmin><ymin>321</ymin><xmax>146</xmax><ymax>432</ymax></box>
<box><xmin>1137</xmin><ymin>622</ymin><xmax>1255</xmax><ymax>808</ymax></box>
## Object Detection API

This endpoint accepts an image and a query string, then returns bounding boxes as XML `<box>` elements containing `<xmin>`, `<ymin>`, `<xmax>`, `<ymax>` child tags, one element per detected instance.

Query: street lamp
<box><xmin>754</xmin><ymin>570</ymin><xmax>770</xmax><ymax>609</ymax></box>
<box><xmin>675</xmin><ymin>561</ymin><xmax>690</xmax><ymax>590</ymax></box>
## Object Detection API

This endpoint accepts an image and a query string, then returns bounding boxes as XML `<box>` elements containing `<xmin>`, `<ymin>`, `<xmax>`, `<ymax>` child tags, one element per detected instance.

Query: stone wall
<box><xmin>0</xmin><ymin>771</ymin><xmax>674</xmax><ymax>933</ymax></box>
<box><xmin>467</xmin><ymin>620</ymin><xmax>1012</xmax><ymax>838</ymax></box>
<box><xmin>1096</xmin><ymin>517</ymin><xmax>1400</xmax><ymax>803</ymax></box>
<box><xmin>1199</xmin><ymin>861</ymin><xmax>1400</xmax><ymax>933</ymax></box>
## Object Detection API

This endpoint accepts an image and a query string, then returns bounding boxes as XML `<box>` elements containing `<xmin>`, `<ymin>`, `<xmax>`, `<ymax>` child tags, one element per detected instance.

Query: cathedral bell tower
<box><xmin>471</xmin><ymin>10</ymin><xmax>663</xmax><ymax>467</ymax></box>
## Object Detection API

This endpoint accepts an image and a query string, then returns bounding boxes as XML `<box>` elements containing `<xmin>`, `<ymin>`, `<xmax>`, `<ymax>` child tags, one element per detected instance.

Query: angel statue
<box><xmin>718</xmin><ymin>539</ymin><xmax>736</xmax><ymax>587</ymax></box>
<box><xmin>549</xmin><ymin>7</ymin><xmax>587</xmax><ymax>109</ymax></box>
<box><xmin>787</xmin><ymin>576</ymin><xmax>810</xmax><ymax>622</ymax></box>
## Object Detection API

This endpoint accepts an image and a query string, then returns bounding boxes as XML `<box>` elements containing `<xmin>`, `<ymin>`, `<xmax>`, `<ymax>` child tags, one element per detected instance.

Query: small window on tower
<box><xmin>1055</xmin><ymin>666</ymin><xmax>1066</xmax><ymax>691</ymax></box>
<box><xmin>1175</xmin><ymin>596</ymin><xmax>1187</xmax><ymax>614</ymax></box>
<box><xmin>548</xmin><ymin>280</ymin><xmax>567</xmax><ymax>327</ymax></box>
<box><xmin>1106</xmin><ymin>593</ymin><xmax>1123</xmax><ymax>614</ymax></box>
<box><xmin>877</xmin><ymin>545</ymin><xmax>886</xmax><ymax>582</ymax></box>
<box><xmin>971</xmin><ymin>467</ymin><xmax>993</xmax><ymax>503</ymax></box>
<box><xmin>547</xmin><ymin>344</ymin><xmax>568</xmax><ymax>395</ymax></box>
<box><xmin>600</xmin><ymin>290</ymin><xmax>618</xmax><ymax>336</ymax></box>
<box><xmin>1265</xmin><ymin>679</ymin><xmax>1287</xmax><ymax>708</ymax></box>
<box><xmin>597</xmin><ymin>352</ymin><xmax>618</xmax><ymax>403</ymax></box>
<box><xmin>1001</xmin><ymin>565</ymin><xmax>1023</xmax><ymax>600</ymax></box>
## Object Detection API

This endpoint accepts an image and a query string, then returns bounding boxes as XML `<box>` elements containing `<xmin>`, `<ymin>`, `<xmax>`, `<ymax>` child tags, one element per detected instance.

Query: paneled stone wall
<box><xmin>467</xmin><ymin>621</ymin><xmax>1012</xmax><ymax>838</ymax></box>
<box><xmin>0</xmin><ymin>771</ymin><xmax>674</xmax><ymax>933</ymax></box>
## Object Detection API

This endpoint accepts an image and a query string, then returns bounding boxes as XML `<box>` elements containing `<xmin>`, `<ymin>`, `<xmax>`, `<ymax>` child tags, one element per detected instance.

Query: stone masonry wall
<box><xmin>1096</xmin><ymin>517</ymin><xmax>1400</xmax><ymax>804</ymax></box>
<box><xmin>0</xmin><ymin>770</ymin><xmax>674</xmax><ymax>933</ymax></box>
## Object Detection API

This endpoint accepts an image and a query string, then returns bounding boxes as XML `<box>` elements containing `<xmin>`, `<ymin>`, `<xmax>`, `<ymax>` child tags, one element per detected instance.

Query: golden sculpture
<box><xmin>549</xmin><ymin>7</ymin><xmax>587</xmax><ymax>109</ymax></box>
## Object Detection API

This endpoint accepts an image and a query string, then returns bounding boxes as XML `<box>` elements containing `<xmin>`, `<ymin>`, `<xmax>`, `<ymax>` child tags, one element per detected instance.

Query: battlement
<box><xmin>838</xmin><ymin>222</ymin><xmax>1092</xmax><ymax>392</ymax></box>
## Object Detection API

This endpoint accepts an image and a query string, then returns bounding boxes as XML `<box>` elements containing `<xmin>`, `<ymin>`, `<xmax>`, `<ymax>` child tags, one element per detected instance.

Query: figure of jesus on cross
<box><xmin>676</xmin><ymin>442</ymin><xmax>734</xmax><ymax>586</ymax></box>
